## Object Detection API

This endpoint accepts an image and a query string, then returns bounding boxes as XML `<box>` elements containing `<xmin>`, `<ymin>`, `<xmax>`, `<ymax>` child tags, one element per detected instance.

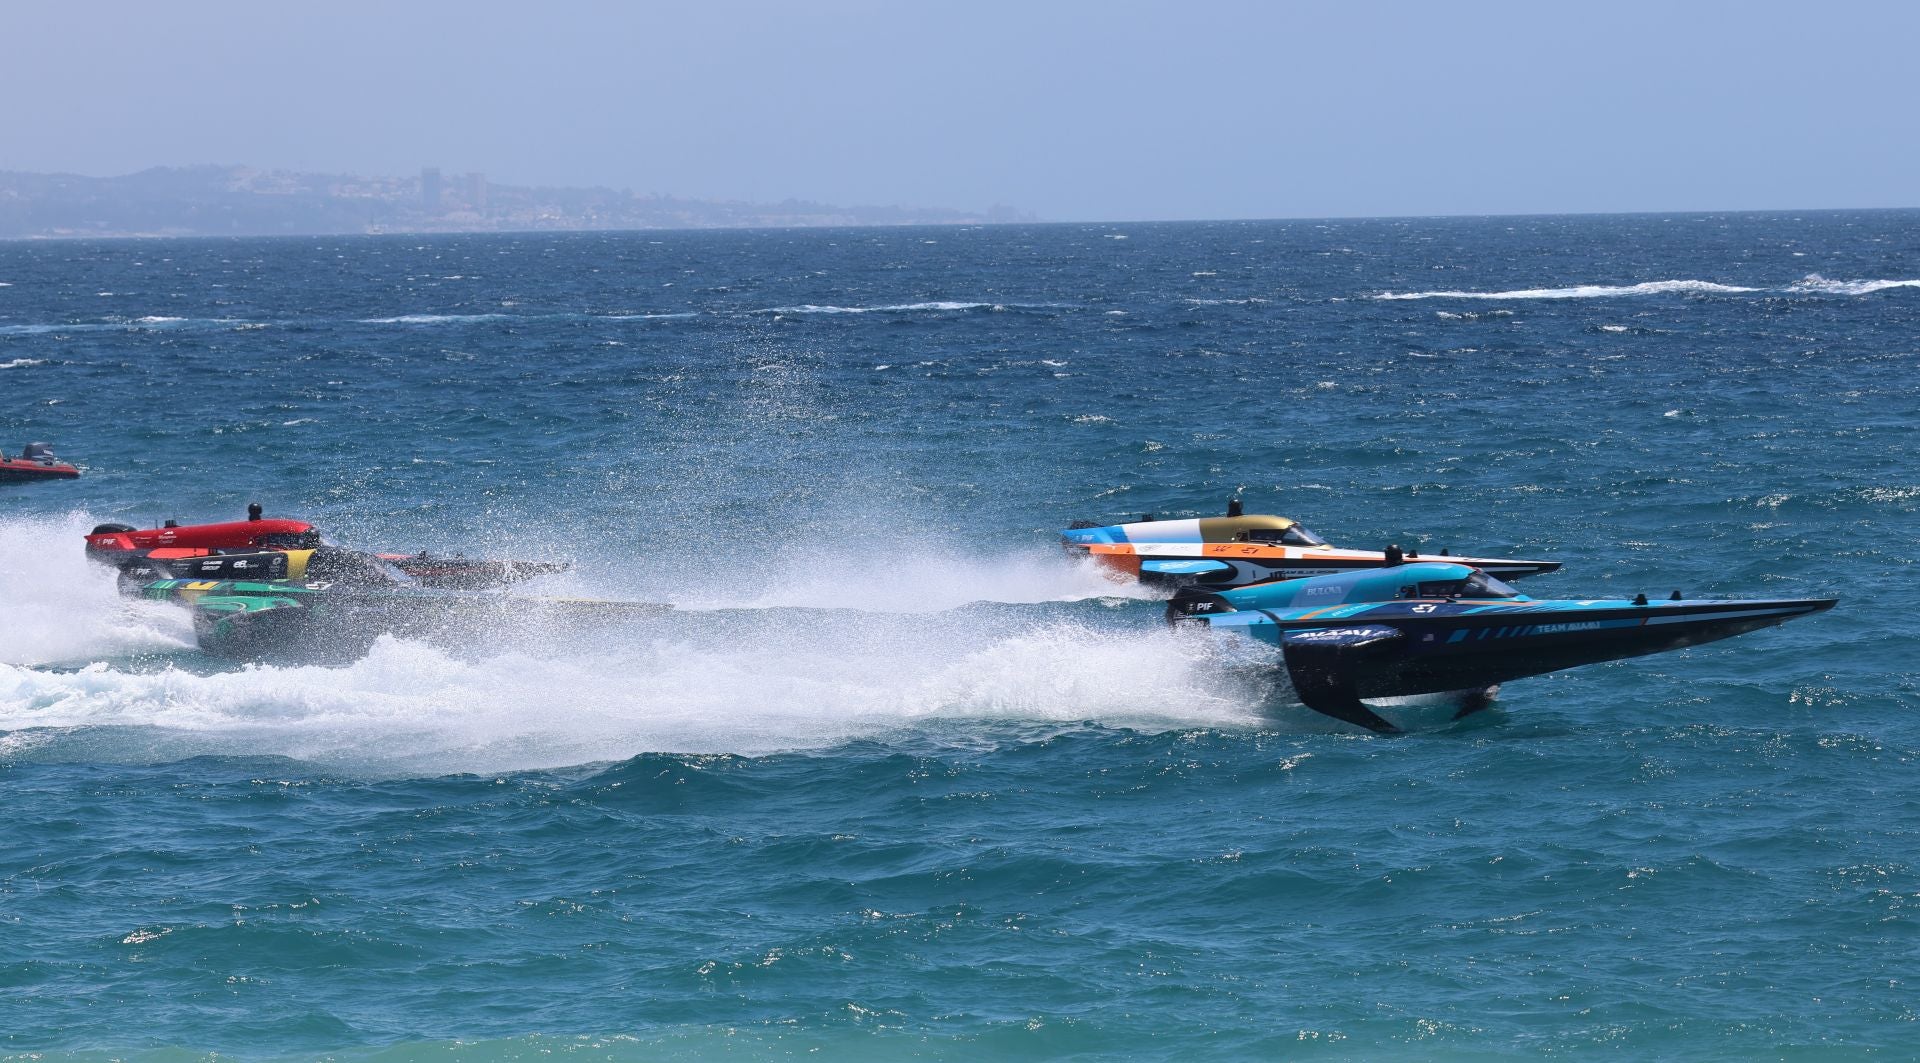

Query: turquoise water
<box><xmin>2</xmin><ymin>214</ymin><xmax>1917</xmax><ymax>1058</ymax></box>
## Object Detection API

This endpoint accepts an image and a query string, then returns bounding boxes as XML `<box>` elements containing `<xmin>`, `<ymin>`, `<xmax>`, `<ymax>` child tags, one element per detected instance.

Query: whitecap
<box><xmin>1788</xmin><ymin>274</ymin><xmax>1920</xmax><ymax>296</ymax></box>
<box><xmin>359</xmin><ymin>313</ymin><xmax>513</xmax><ymax>325</ymax></box>
<box><xmin>0</xmin><ymin>323</ymin><xmax>120</xmax><ymax>336</ymax></box>
<box><xmin>0</xmin><ymin>358</ymin><xmax>45</xmax><ymax>369</ymax></box>
<box><xmin>1374</xmin><ymin>279</ymin><xmax>1762</xmax><ymax>300</ymax></box>
<box><xmin>755</xmin><ymin>301</ymin><xmax>990</xmax><ymax>315</ymax></box>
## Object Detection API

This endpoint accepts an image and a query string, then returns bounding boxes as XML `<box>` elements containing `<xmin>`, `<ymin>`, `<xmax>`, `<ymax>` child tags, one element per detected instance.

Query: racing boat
<box><xmin>1063</xmin><ymin>510</ymin><xmax>1559</xmax><ymax>589</ymax></box>
<box><xmin>0</xmin><ymin>443</ymin><xmax>81</xmax><ymax>483</ymax></box>
<box><xmin>1168</xmin><ymin>561</ymin><xmax>1835</xmax><ymax>733</ymax></box>
<box><xmin>133</xmin><ymin>549</ymin><xmax>666</xmax><ymax>661</ymax></box>
<box><xmin>86</xmin><ymin>505</ymin><xmax>567</xmax><ymax>591</ymax></box>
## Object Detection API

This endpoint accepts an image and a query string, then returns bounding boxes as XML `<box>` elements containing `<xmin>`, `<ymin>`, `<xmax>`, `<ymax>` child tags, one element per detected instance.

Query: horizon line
<box><xmin>5</xmin><ymin>203</ymin><xmax>1919</xmax><ymax>245</ymax></box>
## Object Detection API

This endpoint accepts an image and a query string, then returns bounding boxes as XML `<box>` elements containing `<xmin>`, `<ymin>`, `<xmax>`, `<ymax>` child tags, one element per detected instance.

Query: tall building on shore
<box><xmin>420</xmin><ymin>167</ymin><xmax>442</xmax><ymax>211</ymax></box>
<box><xmin>465</xmin><ymin>172</ymin><xmax>487</xmax><ymax>212</ymax></box>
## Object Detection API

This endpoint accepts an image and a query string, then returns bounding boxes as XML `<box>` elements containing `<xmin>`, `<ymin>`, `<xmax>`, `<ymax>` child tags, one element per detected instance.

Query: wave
<box><xmin>1377</xmin><ymin>275</ymin><xmax>1920</xmax><ymax>301</ymax></box>
<box><xmin>0</xmin><ymin>322</ymin><xmax>122</xmax><ymax>335</ymax></box>
<box><xmin>755</xmin><ymin>301</ymin><xmax>995</xmax><ymax>315</ymax></box>
<box><xmin>0</xmin><ymin>302</ymin><xmax>1080</xmax><ymax>336</ymax></box>
<box><xmin>1787</xmin><ymin>275</ymin><xmax>1920</xmax><ymax>296</ymax></box>
<box><xmin>0</xmin><ymin>317</ymin><xmax>248</xmax><ymax>336</ymax></box>
<box><xmin>1377</xmin><ymin>279</ymin><xmax>1761</xmax><ymax>300</ymax></box>
<box><xmin>357</xmin><ymin>313</ymin><xmax>514</xmax><ymax>325</ymax></box>
<box><xmin>0</xmin><ymin>358</ymin><xmax>45</xmax><ymax>369</ymax></box>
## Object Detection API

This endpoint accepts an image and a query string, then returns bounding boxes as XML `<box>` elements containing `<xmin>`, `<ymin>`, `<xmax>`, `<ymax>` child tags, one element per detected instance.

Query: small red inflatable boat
<box><xmin>0</xmin><ymin>443</ymin><xmax>81</xmax><ymax>483</ymax></box>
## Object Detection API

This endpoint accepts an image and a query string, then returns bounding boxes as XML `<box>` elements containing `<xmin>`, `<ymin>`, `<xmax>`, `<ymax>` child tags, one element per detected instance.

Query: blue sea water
<box><xmin>1</xmin><ymin>213</ymin><xmax>1917</xmax><ymax>1059</ymax></box>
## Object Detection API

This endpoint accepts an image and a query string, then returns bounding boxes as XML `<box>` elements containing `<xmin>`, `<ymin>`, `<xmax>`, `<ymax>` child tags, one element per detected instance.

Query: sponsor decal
<box><xmin>1288</xmin><ymin>626</ymin><xmax>1394</xmax><ymax>641</ymax></box>
<box><xmin>1522</xmin><ymin>621</ymin><xmax>1604</xmax><ymax>636</ymax></box>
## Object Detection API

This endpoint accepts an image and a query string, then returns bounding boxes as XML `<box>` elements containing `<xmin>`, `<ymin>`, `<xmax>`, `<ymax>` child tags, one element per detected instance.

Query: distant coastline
<box><xmin>0</xmin><ymin>165</ymin><xmax>1036</xmax><ymax>239</ymax></box>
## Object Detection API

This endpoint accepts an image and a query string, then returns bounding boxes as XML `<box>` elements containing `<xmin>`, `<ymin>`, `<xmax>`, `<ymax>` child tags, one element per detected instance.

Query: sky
<box><xmin>1</xmin><ymin>0</ymin><xmax>1913</xmax><ymax>221</ymax></box>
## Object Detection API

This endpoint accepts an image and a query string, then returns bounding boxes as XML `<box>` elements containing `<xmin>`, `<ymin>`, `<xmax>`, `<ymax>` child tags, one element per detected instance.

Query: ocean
<box><xmin>1</xmin><ymin>213</ymin><xmax>1915</xmax><ymax>1059</ymax></box>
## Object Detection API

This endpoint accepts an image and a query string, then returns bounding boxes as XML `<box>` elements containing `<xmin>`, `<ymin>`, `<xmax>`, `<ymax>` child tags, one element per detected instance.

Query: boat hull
<box><xmin>0</xmin><ymin>458</ymin><xmax>81</xmax><ymax>482</ymax></box>
<box><xmin>1083</xmin><ymin>541</ymin><xmax>1561</xmax><ymax>589</ymax></box>
<box><xmin>1191</xmin><ymin>597</ymin><xmax>1837</xmax><ymax>732</ymax></box>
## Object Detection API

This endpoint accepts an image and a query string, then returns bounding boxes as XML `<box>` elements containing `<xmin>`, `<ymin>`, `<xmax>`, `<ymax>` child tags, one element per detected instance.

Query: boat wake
<box><xmin>0</xmin><ymin>618</ymin><xmax>1262</xmax><ymax>774</ymax></box>
<box><xmin>0</xmin><ymin>514</ymin><xmax>1256</xmax><ymax>774</ymax></box>
<box><xmin>0</xmin><ymin>513</ymin><xmax>193</xmax><ymax>667</ymax></box>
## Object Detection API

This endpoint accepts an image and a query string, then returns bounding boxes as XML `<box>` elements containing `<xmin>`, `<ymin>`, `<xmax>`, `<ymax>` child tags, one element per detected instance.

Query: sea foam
<box><xmin>0</xmin><ymin>513</ymin><xmax>1248</xmax><ymax>773</ymax></box>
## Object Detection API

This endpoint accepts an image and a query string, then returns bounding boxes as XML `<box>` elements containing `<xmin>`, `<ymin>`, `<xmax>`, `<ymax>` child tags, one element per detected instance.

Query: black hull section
<box><xmin>1272</xmin><ymin>599</ymin><xmax>1836</xmax><ymax>733</ymax></box>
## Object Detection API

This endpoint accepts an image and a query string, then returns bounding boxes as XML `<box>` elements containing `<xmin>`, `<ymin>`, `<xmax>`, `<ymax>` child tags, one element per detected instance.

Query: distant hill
<box><xmin>0</xmin><ymin>165</ymin><xmax>1033</xmax><ymax>238</ymax></box>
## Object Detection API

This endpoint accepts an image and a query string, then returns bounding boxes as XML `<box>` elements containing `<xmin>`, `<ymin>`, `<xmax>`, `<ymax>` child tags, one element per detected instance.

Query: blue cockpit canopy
<box><xmin>1207</xmin><ymin>562</ymin><xmax>1524</xmax><ymax>614</ymax></box>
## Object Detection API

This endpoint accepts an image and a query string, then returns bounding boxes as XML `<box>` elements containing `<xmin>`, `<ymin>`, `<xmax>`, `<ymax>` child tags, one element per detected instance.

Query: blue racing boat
<box><xmin>1168</xmin><ymin>562</ymin><xmax>1835</xmax><ymax>733</ymax></box>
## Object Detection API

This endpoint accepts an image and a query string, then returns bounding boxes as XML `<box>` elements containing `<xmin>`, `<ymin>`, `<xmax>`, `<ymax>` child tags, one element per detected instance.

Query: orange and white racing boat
<box><xmin>1062</xmin><ymin>510</ymin><xmax>1560</xmax><ymax>590</ymax></box>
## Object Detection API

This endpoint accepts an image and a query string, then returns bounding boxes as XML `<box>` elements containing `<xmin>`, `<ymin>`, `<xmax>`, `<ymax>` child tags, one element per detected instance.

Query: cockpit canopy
<box><xmin>1239</xmin><ymin>524</ymin><xmax>1328</xmax><ymax>547</ymax></box>
<box><xmin>1189</xmin><ymin>561</ymin><xmax>1525</xmax><ymax>617</ymax></box>
<box><xmin>1399</xmin><ymin>570</ymin><xmax>1521</xmax><ymax>600</ymax></box>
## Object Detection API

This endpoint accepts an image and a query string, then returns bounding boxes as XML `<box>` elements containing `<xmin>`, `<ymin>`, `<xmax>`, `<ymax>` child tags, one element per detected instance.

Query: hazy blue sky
<box><xmin>2</xmin><ymin>1</ymin><xmax>1912</xmax><ymax>221</ymax></box>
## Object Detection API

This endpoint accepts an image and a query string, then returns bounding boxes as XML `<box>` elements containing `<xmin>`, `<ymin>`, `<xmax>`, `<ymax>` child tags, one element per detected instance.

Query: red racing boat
<box><xmin>86</xmin><ymin>504</ymin><xmax>568</xmax><ymax>590</ymax></box>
